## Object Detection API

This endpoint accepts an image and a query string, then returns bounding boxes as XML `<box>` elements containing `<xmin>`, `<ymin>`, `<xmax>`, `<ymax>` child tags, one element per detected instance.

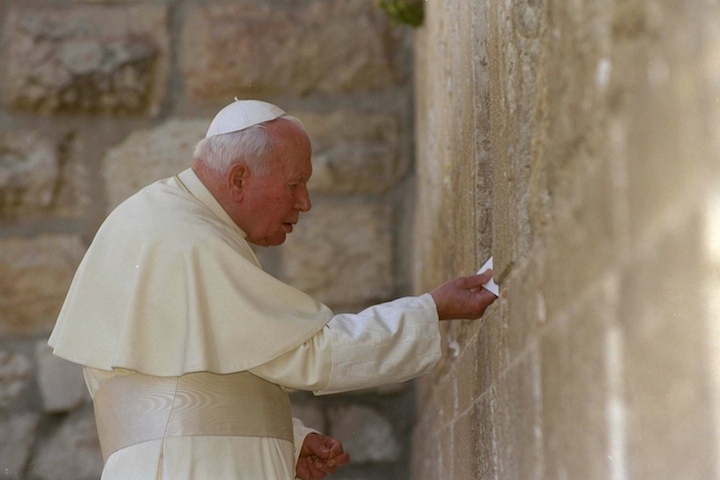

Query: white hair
<box><xmin>193</xmin><ymin>115</ymin><xmax>305</xmax><ymax>176</ymax></box>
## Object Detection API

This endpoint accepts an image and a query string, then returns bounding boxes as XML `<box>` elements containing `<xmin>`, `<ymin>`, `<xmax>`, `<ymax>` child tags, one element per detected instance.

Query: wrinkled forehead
<box><xmin>252</xmin><ymin>129</ymin><xmax>310</xmax><ymax>179</ymax></box>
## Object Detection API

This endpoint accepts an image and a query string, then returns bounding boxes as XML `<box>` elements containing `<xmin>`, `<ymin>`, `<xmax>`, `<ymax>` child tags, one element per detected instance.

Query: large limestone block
<box><xmin>103</xmin><ymin>119</ymin><xmax>207</xmax><ymax>211</ymax></box>
<box><xmin>181</xmin><ymin>0</ymin><xmax>401</xmax><ymax>101</ymax></box>
<box><xmin>620</xmin><ymin>212</ymin><xmax>715</xmax><ymax>479</ymax></box>
<box><xmin>536</xmin><ymin>280</ymin><xmax>613</xmax><ymax>479</ymax></box>
<box><xmin>0</xmin><ymin>129</ymin><xmax>88</xmax><ymax>220</ymax></box>
<box><xmin>280</xmin><ymin>202</ymin><xmax>393</xmax><ymax>308</ymax></box>
<box><xmin>487</xmin><ymin>0</ymin><xmax>543</xmax><ymax>278</ymax></box>
<box><xmin>0</xmin><ymin>349</ymin><xmax>33</xmax><ymax>409</ymax></box>
<box><xmin>413</xmin><ymin>0</ymin><xmax>494</xmax><ymax>291</ymax></box>
<box><xmin>32</xmin><ymin>407</ymin><xmax>103</xmax><ymax>480</ymax></box>
<box><xmin>0</xmin><ymin>235</ymin><xmax>86</xmax><ymax>336</ymax></box>
<box><xmin>301</xmin><ymin>111</ymin><xmax>405</xmax><ymax>194</ymax></box>
<box><xmin>2</xmin><ymin>5</ymin><xmax>170</xmax><ymax>115</ymax></box>
<box><xmin>290</xmin><ymin>399</ymin><xmax>326</xmax><ymax>432</ymax></box>
<box><xmin>36</xmin><ymin>342</ymin><xmax>89</xmax><ymax>413</ymax></box>
<box><xmin>0</xmin><ymin>129</ymin><xmax>58</xmax><ymax>217</ymax></box>
<box><xmin>0</xmin><ymin>413</ymin><xmax>41</xmax><ymax>479</ymax></box>
<box><xmin>328</xmin><ymin>404</ymin><xmax>401</xmax><ymax>463</ymax></box>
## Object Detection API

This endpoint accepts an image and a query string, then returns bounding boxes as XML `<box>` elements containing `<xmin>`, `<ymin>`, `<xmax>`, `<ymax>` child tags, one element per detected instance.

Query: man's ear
<box><xmin>227</xmin><ymin>163</ymin><xmax>248</xmax><ymax>201</ymax></box>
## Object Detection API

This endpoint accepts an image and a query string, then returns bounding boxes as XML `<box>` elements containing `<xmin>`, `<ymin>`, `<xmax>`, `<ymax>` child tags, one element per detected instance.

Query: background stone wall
<box><xmin>412</xmin><ymin>0</ymin><xmax>720</xmax><ymax>479</ymax></box>
<box><xmin>6</xmin><ymin>0</ymin><xmax>720</xmax><ymax>479</ymax></box>
<box><xmin>0</xmin><ymin>1</ymin><xmax>419</xmax><ymax>479</ymax></box>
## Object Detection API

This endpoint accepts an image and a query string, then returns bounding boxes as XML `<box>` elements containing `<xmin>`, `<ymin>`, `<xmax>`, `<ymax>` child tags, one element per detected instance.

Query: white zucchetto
<box><xmin>205</xmin><ymin>99</ymin><xmax>286</xmax><ymax>138</ymax></box>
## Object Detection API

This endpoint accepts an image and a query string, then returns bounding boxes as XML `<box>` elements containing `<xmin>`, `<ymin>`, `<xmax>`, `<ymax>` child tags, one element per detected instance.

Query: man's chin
<box><xmin>266</xmin><ymin>234</ymin><xmax>288</xmax><ymax>246</ymax></box>
<box><xmin>247</xmin><ymin>233</ymin><xmax>287</xmax><ymax>247</ymax></box>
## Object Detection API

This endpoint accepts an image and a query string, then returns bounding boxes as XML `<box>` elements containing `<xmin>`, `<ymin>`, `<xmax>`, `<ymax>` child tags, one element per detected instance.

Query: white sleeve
<box><xmin>249</xmin><ymin>325</ymin><xmax>334</xmax><ymax>391</ymax></box>
<box><xmin>316</xmin><ymin>293</ymin><xmax>441</xmax><ymax>395</ymax></box>
<box><xmin>292</xmin><ymin>417</ymin><xmax>319</xmax><ymax>468</ymax></box>
<box><xmin>250</xmin><ymin>294</ymin><xmax>442</xmax><ymax>395</ymax></box>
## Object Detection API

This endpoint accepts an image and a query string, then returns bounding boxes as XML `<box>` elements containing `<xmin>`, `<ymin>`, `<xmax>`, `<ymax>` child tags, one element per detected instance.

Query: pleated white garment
<box><xmin>49</xmin><ymin>169</ymin><xmax>332</xmax><ymax>376</ymax></box>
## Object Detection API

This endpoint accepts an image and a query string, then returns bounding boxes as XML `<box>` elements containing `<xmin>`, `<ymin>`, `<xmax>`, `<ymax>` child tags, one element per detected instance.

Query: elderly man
<box><xmin>48</xmin><ymin>99</ymin><xmax>497</xmax><ymax>480</ymax></box>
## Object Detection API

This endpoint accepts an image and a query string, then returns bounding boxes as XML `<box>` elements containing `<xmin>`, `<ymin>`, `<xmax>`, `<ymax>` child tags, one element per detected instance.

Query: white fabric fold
<box><xmin>49</xmin><ymin>169</ymin><xmax>331</xmax><ymax>376</ymax></box>
<box><xmin>317</xmin><ymin>294</ymin><xmax>441</xmax><ymax>395</ymax></box>
<box><xmin>248</xmin><ymin>294</ymin><xmax>442</xmax><ymax>395</ymax></box>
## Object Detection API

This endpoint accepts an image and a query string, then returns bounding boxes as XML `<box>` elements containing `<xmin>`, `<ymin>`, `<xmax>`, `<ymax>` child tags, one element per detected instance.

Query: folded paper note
<box><xmin>477</xmin><ymin>257</ymin><xmax>499</xmax><ymax>296</ymax></box>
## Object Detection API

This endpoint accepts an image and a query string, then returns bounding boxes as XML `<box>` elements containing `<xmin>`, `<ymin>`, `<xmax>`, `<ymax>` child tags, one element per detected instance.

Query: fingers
<box><xmin>431</xmin><ymin>271</ymin><xmax>499</xmax><ymax>320</ymax></box>
<box><xmin>457</xmin><ymin>269</ymin><xmax>494</xmax><ymax>289</ymax></box>
<box><xmin>304</xmin><ymin>455</ymin><xmax>341</xmax><ymax>478</ymax></box>
<box><xmin>297</xmin><ymin>457</ymin><xmax>336</xmax><ymax>480</ymax></box>
<box><xmin>313</xmin><ymin>455</ymin><xmax>338</xmax><ymax>471</ymax></box>
<box><xmin>317</xmin><ymin>437</ymin><xmax>349</xmax><ymax>468</ymax></box>
<box><xmin>301</xmin><ymin>433</ymin><xmax>331</xmax><ymax>458</ymax></box>
<box><xmin>316</xmin><ymin>451</ymin><xmax>349</xmax><ymax>469</ymax></box>
<box><xmin>297</xmin><ymin>433</ymin><xmax>349</xmax><ymax>479</ymax></box>
<box><xmin>332</xmin><ymin>451</ymin><xmax>350</xmax><ymax>466</ymax></box>
<box><xmin>295</xmin><ymin>459</ymin><xmax>314</xmax><ymax>480</ymax></box>
<box><xmin>326</xmin><ymin>436</ymin><xmax>346</xmax><ymax>458</ymax></box>
<box><xmin>314</xmin><ymin>435</ymin><xmax>339</xmax><ymax>459</ymax></box>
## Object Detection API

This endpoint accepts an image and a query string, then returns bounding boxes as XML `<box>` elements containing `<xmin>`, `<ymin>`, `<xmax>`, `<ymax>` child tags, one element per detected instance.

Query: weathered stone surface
<box><xmin>487</xmin><ymin>0</ymin><xmax>542</xmax><ymax>278</ymax></box>
<box><xmin>412</xmin><ymin>0</ymin><xmax>494</xmax><ymax>291</ymax></box>
<box><xmin>0</xmin><ymin>235</ymin><xmax>86</xmax><ymax>336</ymax></box>
<box><xmin>181</xmin><ymin>0</ymin><xmax>400</xmax><ymax>101</ymax></box>
<box><xmin>0</xmin><ymin>2</ymin><xmax>414</xmax><ymax>480</ymax></box>
<box><xmin>0</xmin><ymin>350</ymin><xmax>33</xmax><ymax>409</ymax></box>
<box><xmin>280</xmin><ymin>202</ymin><xmax>393</xmax><ymax>307</ymax></box>
<box><xmin>31</xmin><ymin>407</ymin><xmax>103</xmax><ymax>480</ymax></box>
<box><xmin>0</xmin><ymin>412</ymin><xmax>41</xmax><ymax>478</ymax></box>
<box><xmin>36</xmin><ymin>342</ymin><xmax>89</xmax><ymax>413</ymax></box>
<box><xmin>0</xmin><ymin>130</ymin><xmax>59</xmax><ymax>217</ymax></box>
<box><xmin>414</xmin><ymin>2</ymin><xmax>720</xmax><ymax>480</ymax></box>
<box><xmin>2</xmin><ymin>5</ymin><xmax>170</xmax><ymax>115</ymax></box>
<box><xmin>410</xmin><ymin>417</ymin><xmax>442</xmax><ymax>480</ymax></box>
<box><xmin>53</xmin><ymin>136</ymin><xmax>92</xmax><ymax>220</ymax></box>
<box><xmin>0</xmin><ymin>129</ymin><xmax>89</xmax><ymax>220</ymax></box>
<box><xmin>103</xmin><ymin>119</ymin><xmax>207</xmax><ymax>210</ymax></box>
<box><xmin>452</xmin><ymin>405</ymin><xmax>482</xmax><ymax>479</ymax></box>
<box><xmin>291</xmin><ymin>401</ymin><xmax>326</xmax><ymax>433</ymax></box>
<box><xmin>328</xmin><ymin>404</ymin><xmax>401</xmax><ymax>463</ymax></box>
<box><xmin>300</xmin><ymin>111</ymin><xmax>404</xmax><ymax>194</ymax></box>
<box><xmin>621</xmin><ymin>212</ymin><xmax>715</xmax><ymax>480</ymax></box>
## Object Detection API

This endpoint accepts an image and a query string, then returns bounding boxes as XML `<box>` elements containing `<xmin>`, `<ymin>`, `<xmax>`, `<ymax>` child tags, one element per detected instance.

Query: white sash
<box><xmin>93</xmin><ymin>371</ymin><xmax>293</xmax><ymax>461</ymax></box>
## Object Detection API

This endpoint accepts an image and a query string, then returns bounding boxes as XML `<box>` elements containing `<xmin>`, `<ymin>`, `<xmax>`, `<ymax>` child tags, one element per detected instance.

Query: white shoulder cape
<box><xmin>48</xmin><ymin>169</ymin><xmax>333</xmax><ymax>376</ymax></box>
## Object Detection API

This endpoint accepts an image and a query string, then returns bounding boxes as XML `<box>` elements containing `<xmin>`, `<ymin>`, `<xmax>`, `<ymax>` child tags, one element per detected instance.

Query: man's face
<box><xmin>240</xmin><ymin>121</ymin><xmax>313</xmax><ymax>246</ymax></box>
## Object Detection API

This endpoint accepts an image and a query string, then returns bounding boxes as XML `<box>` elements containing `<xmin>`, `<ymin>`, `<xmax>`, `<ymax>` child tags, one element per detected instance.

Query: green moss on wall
<box><xmin>376</xmin><ymin>0</ymin><xmax>424</xmax><ymax>27</ymax></box>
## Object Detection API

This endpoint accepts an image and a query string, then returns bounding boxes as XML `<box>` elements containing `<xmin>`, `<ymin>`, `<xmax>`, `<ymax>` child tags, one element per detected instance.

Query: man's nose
<box><xmin>296</xmin><ymin>187</ymin><xmax>311</xmax><ymax>212</ymax></box>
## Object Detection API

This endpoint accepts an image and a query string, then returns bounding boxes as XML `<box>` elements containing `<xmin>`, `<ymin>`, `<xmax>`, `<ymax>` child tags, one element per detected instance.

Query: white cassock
<box><xmin>48</xmin><ymin>168</ymin><xmax>441</xmax><ymax>480</ymax></box>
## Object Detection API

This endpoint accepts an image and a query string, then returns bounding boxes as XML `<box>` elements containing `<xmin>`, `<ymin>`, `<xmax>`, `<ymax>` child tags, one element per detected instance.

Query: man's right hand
<box><xmin>429</xmin><ymin>270</ymin><xmax>498</xmax><ymax>321</ymax></box>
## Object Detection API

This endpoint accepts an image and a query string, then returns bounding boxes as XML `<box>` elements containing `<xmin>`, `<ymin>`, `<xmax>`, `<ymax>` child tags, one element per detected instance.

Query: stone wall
<box><xmin>412</xmin><ymin>0</ymin><xmax>720</xmax><ymax>479</ymax></box>
<box><xmin>0</xmin><ymin>1</ymin><xmax>419</xmax><ymax>479</ymax></box>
